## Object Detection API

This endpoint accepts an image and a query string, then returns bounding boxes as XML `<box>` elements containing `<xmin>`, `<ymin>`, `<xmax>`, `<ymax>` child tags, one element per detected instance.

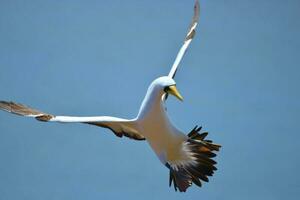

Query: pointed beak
<box><xmin>167</xmin><ymin>85</ymin><xmax>184</xmax><ymax>101</ymax></box>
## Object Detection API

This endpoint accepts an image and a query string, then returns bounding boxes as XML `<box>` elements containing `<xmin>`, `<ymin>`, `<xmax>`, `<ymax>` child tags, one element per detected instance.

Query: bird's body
<box><xmin>136</xmin><ymin>77</ymin><xmax>188</xmax><ymax>165</ymax></box>
<box><xmin>0</xmin><ymin>0</ymin><xmax>221</xmax><ymax>192</ymax></box>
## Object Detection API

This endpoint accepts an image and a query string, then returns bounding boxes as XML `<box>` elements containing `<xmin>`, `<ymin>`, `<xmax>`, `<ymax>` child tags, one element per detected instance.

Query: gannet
<box><xmin>0</xmin><ymin>0</ymin><xmax>221</xmax><ymax>192</ymax></box>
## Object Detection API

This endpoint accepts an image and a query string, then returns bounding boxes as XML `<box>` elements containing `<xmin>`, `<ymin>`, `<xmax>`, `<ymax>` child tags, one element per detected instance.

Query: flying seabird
<box><xmin>0</xmin><ymin>0</ymin><xmax>221</xmax><ymax>192</ymax></box>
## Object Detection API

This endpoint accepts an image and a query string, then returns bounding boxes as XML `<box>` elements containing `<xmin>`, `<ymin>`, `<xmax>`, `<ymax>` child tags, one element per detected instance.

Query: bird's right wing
<box><xmin>168</xmin><ymin>0</ymin><xmax>200</xmax><ymax>79</ymax></box>
<box><xmin>0</xmin><ymin>101</ymin><xmax>145</xmax><ymax>140</ymax></box>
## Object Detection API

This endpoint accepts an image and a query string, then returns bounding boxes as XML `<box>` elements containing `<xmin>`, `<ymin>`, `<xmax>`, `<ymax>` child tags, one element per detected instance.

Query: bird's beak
<box><xmin>167</xmin><ymin>85</ymin><xmax>184</xmax><ymax>101</ymax></box>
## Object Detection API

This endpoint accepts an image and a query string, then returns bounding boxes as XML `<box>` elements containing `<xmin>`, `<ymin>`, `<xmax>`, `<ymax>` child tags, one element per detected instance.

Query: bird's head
<box><xmin>150</xmin><ymin>76</ymin><xmax>183</xmax><ymax>101</ymax></box>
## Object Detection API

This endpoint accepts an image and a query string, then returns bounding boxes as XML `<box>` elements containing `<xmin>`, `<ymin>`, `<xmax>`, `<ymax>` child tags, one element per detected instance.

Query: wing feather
<box><xmin>0</xmin><ymin>101</ymin><xmax>145</xmax><ymax>140</ymax></box>
<box><xmin>168</xmin><ymin>0</ymin><xmax>200</xmax><ymax>79</ymax></box>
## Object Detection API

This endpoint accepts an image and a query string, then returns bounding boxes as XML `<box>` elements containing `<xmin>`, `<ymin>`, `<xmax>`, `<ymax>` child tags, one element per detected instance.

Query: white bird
<box><xmin>0</xmin><ymin>0</ymin><xmax>220</xmax><ymax>192</ymax></box>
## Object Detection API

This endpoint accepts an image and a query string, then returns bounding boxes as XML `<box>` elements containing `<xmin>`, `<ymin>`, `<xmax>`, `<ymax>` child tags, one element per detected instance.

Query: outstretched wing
<box><xmin>0</xmin><ymin>101</ymin><xmax>145</xmax><ymax>140</ymax></box>
<box><xmin>168</xmin><ymin>0</ymin><xmax>200</xmax><ymax>79</ymax></box>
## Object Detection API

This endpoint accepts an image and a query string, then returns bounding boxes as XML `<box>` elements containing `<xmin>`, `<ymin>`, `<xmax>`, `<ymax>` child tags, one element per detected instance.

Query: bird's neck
<box><xmin>137</xmin><ymin>84</ymin><xmax>165</xmax><ymax>120</ymax></box>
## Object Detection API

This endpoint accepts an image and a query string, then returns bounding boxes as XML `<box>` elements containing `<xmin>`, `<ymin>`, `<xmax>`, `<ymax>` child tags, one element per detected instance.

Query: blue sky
<box><xmin>0</xmin><ymin>0</ymin><xmax>300</xmax><ymax>199</ymax></box>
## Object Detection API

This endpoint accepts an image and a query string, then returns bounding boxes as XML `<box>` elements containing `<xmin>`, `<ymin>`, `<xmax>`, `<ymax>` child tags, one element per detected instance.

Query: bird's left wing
<box><xmin>168</xmin><ymin>0</ymin><xmax>199</xmax><ymax>79</ymax></box>
<box><xmin>0</xmin><ymin>101</ymin><xmax>145</xmax><ymax>140</ymax></box>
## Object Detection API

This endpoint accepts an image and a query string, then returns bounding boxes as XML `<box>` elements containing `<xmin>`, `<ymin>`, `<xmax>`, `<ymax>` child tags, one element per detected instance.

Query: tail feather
<box><xmin>167</xmin><ymin>126</ymin><xmax>221</xmax><ymax>192</ymax></box>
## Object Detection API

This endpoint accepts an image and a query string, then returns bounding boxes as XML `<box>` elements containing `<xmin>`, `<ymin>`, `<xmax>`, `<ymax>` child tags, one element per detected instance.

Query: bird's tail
<box><xmin>166</xmin><ymin>126</ymin><xmax>221</xmax><ymax>192</ymax></box>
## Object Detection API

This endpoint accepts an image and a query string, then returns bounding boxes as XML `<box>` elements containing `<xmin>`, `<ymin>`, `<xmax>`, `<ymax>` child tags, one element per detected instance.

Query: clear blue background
<box><xmin>0</xmin><ymin>0</ymin><xmax>299</xmax><ymax>199</ymax></box>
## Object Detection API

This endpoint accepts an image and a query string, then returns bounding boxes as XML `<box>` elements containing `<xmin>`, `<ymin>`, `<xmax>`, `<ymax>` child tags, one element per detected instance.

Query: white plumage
<box><xmin>0</xmin><ymin>0</ymin><xmax>221</xmax><ymax>192</ymax></box>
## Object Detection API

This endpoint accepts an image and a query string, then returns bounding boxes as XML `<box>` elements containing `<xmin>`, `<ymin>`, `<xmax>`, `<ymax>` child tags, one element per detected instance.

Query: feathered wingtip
<box><xmin>0</xmin><ymin>101</ymin><xmax>53</xmax><ymax>121</ymax></box>
<box><xmin>167</xmin><ymin>125</ymin><xmax>221</xmax><ymax>192</ymax></box>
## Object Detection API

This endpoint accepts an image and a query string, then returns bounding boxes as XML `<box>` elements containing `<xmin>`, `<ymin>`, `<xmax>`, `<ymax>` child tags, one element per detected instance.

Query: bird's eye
<box><xmin>164</xmin><ymin>86</ymin><xmax>170</xmax><ymax>93</ymax></box>
<box><xmin>164</xmin><ymin>85</ymin><xmax>176</xmax><ymax>93</ymax></box>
